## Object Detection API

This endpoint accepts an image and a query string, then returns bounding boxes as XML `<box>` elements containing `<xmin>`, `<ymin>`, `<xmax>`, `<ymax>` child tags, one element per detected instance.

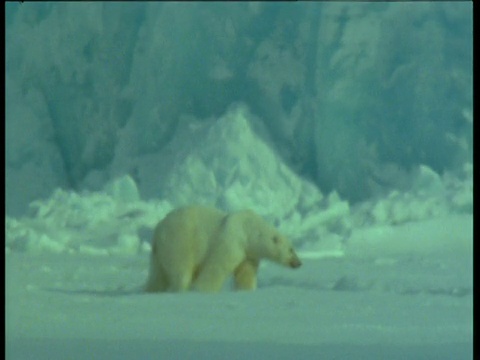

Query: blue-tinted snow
<box><xmin>5</xmin><ymin>2</ymin><xmax>472</xmax><ymax>359</ymax></box>
<box><xmin>6</xmin><ymin>252</ymin><xmax>472</xmax><ymax>359</ymax></box>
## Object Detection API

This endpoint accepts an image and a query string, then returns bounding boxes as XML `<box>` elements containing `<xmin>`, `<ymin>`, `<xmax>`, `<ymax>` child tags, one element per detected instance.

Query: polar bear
<box><xmin>145</xmin><ymin>205</ymin><xmax>302</xmax><ymax>293</ymax></box>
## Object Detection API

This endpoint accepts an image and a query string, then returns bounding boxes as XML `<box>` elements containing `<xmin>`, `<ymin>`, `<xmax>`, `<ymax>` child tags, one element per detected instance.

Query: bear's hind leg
<box><xmin>234</xmin><ymin>260</ymin><xmax>258</xmax><ymax>291</ymax></box>
<box><xmin>145</xmin><ymin>262</ymin><xmax>169</xmax><ymax>293</ymax></box>
<box><xmin>167</xmin><ymin>272</ymin><xmax>193</xmax><ymax>292</ymax></box>
<box><xmin>162</xmin><ymin>252</ymin><xmax>196</xmax><ymax>292</ymax></box>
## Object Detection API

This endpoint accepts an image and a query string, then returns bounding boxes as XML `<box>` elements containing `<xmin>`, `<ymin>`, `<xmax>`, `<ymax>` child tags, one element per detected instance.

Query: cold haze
<box><xmin>5</xmin><ymin>2</ymin><xmax>472</xmax><ymax>359</ymax></box>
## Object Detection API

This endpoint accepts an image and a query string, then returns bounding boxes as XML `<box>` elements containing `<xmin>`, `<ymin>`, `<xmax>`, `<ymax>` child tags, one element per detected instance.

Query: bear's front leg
<box><xmin>234</xmin><ymin>260</ymin><xmax>259</xmax><ymax>291</ymax></box>
<box><xmin>192</xmin><ymin>245</ymin><xmax>243</xmax><ymax>292</ymax></box>
<box><xmin>192</xmin><ymin>264</ymin><xmax>231</xmax><ymax>292</ymax></box>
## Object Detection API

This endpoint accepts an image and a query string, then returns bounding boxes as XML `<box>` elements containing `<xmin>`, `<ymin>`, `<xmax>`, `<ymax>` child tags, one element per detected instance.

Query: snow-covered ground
<box><xmin>5</xmin><ymin>177</ymin><xmax>473</xmax><ymax>359</ymax></box>
<box><xmin>5</xmin><ymin>232</ymin><xmax>472</xmax><ymax>359</ymax></box>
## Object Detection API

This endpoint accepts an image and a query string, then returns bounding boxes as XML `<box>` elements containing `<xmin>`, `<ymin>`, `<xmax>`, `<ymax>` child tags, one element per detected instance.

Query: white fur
<box><xmin>145</xmin><ymin>206</ymin><xmax>301</xmax><ymax>293</ymax></box>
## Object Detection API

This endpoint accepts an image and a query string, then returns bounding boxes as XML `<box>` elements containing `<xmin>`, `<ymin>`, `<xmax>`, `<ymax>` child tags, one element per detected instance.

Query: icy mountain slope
<box><xmin>113</xmin><ymin>104</ymin><xmax>325</xmax><ymax>221</ymax></box>
<box><xmin>6</xmin><ymin>3</ymin><xmax>472</xmax><ymax>216</ymax></box>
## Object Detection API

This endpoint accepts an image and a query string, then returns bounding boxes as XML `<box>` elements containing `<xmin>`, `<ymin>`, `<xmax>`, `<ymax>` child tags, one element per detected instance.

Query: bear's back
<box><xmin>176</xmin><ymin>206</ymin><xmax>227</xmax><ymax>242</ymax></box>
<box><xmin>154</xmin><ymin>206</ymin><xmax>228</xmax><ymax>260</ymax></box>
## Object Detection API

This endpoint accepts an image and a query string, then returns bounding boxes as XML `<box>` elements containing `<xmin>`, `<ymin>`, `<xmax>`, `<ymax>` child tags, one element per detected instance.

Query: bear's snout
<box><xmin>289</xmin><ymin>256</ymin><xmax>302</xmax><ymax>268</ymax></box>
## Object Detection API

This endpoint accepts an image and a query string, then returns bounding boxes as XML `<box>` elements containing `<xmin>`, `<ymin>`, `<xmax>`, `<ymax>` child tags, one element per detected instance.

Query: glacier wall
<box><xmin>5</xmin><ymin>2</ymin><xmax>472</xmax><ymax>216</ymax></box>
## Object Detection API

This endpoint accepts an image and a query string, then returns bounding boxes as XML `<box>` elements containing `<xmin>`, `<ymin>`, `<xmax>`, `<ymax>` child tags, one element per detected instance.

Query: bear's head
<box><xmin>265</xmin><ymin>232</ymin><xmax>302</xmax><ymax>268</ymax></box>
<box><xmin>236</xmin><ymin>210</ymin><xmax>301</xmax><ymax>269</ymax></box>
<box><xmin>246</xmin><ymin>220</ymin><xmax>301</xmax><ymax>269</ymax></box>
